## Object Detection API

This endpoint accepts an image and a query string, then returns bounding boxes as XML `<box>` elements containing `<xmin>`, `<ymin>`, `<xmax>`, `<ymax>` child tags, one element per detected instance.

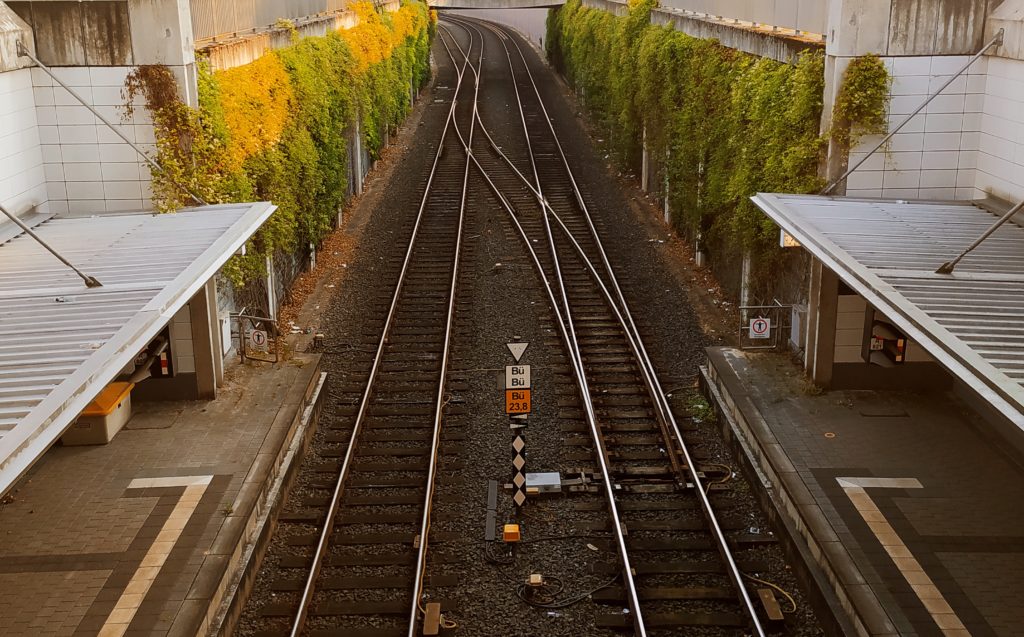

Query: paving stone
<box><xmin>0</xmin><ymin>356</ymin><xmax>320</xmax><ymax>636</ymax></box>
<box><xmin>709</xmin><ymin>348</ymin><xmax>1024</xmax><ymax>637</ymax></box>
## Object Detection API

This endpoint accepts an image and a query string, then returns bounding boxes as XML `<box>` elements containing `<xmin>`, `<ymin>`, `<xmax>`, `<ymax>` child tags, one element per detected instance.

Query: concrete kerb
<box><xmin>205</xmin><ymin>359</ymin><xmax>327</xmax><ymax>637</ymax></box>
<box><xmin>699</xmin><ymin>346</ymin><xmax>885</xmax><ymax>637</ymax></box>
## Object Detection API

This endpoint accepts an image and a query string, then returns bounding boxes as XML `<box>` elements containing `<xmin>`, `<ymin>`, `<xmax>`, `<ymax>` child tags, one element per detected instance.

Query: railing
<box><xmin>232</xmin><ymin>311</ymin><xmax>279</xmax><ymax>363</ymax></box>
<box><xmin>190</xmin><ymin>0</ymin><xmax>350</xmax><ymax>42</ymax></box>
<box><xmin>658</xmin><ymin>0</ymin><xmax>825</xmax><ymax>37</ymax></box>
<box><xmin>738</xmin><ymin>300</ymin><xmax>792</xmax><ymax>351</ymax></box>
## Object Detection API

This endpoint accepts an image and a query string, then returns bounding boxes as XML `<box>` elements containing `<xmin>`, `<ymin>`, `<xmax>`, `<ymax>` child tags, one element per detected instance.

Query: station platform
<box><xmin>701</xmin><ymin>347</ymin><xmax>1024</xmax><ymax>637</ymax></box>
<box><xmin>0</xmin><ymin>354</ymin><xmax>325</xmax><ymax>637</ymax></box>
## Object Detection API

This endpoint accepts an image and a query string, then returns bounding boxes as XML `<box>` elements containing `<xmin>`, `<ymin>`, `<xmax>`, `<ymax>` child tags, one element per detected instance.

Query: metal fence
<box><xmin>190</xmin><ymin>0</ymin><xmax>350</xmax><ymax>42</ymax></box>
<box><xmin>738</xmin><ymin>300</ymin><xmax>793</xmax><ymax>351</ymax></box>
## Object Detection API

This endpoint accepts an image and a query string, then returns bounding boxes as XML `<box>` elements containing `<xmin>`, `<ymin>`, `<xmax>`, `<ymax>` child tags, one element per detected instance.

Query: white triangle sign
<box><xmin>507</xmin><ymin>342</ymin><xmax>529</xmax><ymax>362</ymax></box>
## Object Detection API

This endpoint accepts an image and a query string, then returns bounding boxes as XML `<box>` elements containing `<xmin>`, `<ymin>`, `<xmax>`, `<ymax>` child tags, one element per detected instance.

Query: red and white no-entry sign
<box><xmin>749</xmin><ymin>317</ymin><xmax>771</xmax><ymax>339</ymax></box>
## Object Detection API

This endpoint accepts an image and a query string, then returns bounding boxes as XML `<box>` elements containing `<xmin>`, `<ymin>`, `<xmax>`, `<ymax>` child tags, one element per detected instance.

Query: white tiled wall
<box><xmin>31</xmin><ymin>66</ymin><xmax>155</xmax><ymax>214</ymax></box>
<box><xmin>975</xmin><ymin>56</ymin><xmax>1024</xmax><ymax>203</ymax></box>
<box><xmin>0</xmin><ymin>68</ymin><xmax>47</xmax><ymax>216</ymax></box>
<box><xmin>845</xmin><ymin>55</ymin><xmax>986</xmax><ymax>201</ymax></box>
<box><xmin>169</xmin><ymin>305</ymin><xmax>196</xmax><ymax>374</ymax></box>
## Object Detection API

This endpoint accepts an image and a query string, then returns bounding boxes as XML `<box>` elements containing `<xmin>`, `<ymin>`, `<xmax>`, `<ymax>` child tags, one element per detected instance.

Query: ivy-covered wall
<box><xmin>546</xmin><ymin>0</ymin><xmax>888</xmax><ymax>299</ymax></box>
<box><xmin>126</xmin><ymin>0</ymin><xmax>434</xmax><ymax>286</ymax></box>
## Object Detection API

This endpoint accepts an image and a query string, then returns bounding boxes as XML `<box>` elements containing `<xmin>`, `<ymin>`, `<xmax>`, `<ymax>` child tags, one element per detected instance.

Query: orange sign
<box><xmin>505</xmin><ymin>389</ymin><xmax>532</xmax><ymax>414</ymax></box>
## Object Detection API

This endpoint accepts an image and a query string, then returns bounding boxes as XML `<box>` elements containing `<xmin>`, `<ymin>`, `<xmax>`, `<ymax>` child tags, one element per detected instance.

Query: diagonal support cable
<box><xmin>821</xmin><ymin>29</ymin><xmax>1004</xmax><ymax>196</ymax></box>
<box><xmin>0</xmin><ymin>202</ymin><xmax>102</xmax><ymax>287</ymax></box>
<box><xmin>16</xmin><ymin>41</ymin><xmax>208</xmax><ymax>207</ymax></box>
<box><xmin>936</xmin><ymin>199</ymin><xmax>1024</xmax><ymax>274</ymax></box>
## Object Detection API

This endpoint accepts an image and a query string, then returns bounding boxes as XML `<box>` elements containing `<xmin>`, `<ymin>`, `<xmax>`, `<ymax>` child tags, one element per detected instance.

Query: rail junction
<box><xmin>237</xmin><ymin>15</ymin><xmax>817</xmax><ymax>637</ymax></box>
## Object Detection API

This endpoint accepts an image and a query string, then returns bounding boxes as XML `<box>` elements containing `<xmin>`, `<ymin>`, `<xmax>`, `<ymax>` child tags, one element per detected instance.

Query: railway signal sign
<box><xmin>512</xmin><ymin>434</ymin><xmax>527</xmax><ymax>507</ymax></box>
<box><xmin>507</xmin><ymin>341</ymin><xmax>528</xmax><ymax>362</ymax></box>
<box><xmin>505</xmin><ymin>365</ymin><xmax>531</xmax><ymax>389</ymax></box>
<box><xmin>505</xmin><ymin>389</ymin><xmax>532</xmax><ymax>414</ymax></box>
<box><xmin>748</xmin><ymin>317</ymin><xmax>771</xmax><ymax>340</ymax></box>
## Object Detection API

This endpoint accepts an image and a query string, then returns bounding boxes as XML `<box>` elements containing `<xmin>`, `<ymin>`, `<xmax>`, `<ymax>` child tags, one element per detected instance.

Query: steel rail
<box><xmin>439</xmin><ymin>19</ymin><xmax>649</xmax><ymax>636</ymax></box>
<box><xmin>465</xmin><ymin>17</ymin><xmax>683</xmax><ymax>468</ymax></box>
<box><xmin>454</xmin><ymin>16</ymin><xmax>766</xmax><ymax>635</ymax></box>
<box><xmin>288</xmin><ymin>31</ymin><xmax>475</xmax><ymax>637</ymax></box>
<box><xmin>503</xmin><ymin>24</ymin><xmax>767</xmax><ymax>636</ymax></box>
<box><xmin>406</xmin><ymin>21</ymin><xmax>483</xmax><ymax>636</ymax></box>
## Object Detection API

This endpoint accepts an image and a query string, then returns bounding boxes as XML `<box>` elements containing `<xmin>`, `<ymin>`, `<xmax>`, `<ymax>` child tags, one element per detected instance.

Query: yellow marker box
<box><xmin>503</xmin><ymin>524</ymin><xmax>521</xmax><ymax>542</ymax></box>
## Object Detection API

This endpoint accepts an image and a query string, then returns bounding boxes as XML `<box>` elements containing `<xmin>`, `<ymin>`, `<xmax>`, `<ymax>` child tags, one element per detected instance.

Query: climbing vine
<box><xmin>125</xmin><ymin>0</ymin><xmax>433</xmax><ymax>285</ymax></box>
<box><xmin>547</xmin><ymin>0</ymin><xmax>889</xmax><ymax>294</ymax></box>
<box><xmin>830</xmin><ymin>53</ymin><xmax>890</xmax><ymax>149</ymax></box>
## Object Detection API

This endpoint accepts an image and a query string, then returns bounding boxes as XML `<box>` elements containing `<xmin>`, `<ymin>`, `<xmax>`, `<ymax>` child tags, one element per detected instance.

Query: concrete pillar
<box><xmin>809</xmin><ymin>259</ymin><xmax>839</xmax><ymax>387</ymax></box>
<box><xmin>805</xmin><ymin>257</ymin><xmax>822</xmax><ymax>369</ymax></box>
<box><xmin>0</xmin><ymin>3</ymin><xmax>34</xmax><ymax>73</ymax></box>
<box><xmin>739</xmin><ymin>251</ymin><xmax>752</xmax><ymax>313</ymax></box>
<box><xmin>641</xmin><ymin>126</ymin><xmax>649</xmax><ymax>192</ymax></box>
<box><xmin>189</xmin><ymin>280</ymin><xmax>218</xmax><ymax>399</ymax></box>
<box><xmin>266</xmin><ymin>255</ymin><xmax>278</xmax><ymax>321</ymax></box>
<box><xmin>206</xmin><ymin>279</ymin><xmax>224</xmax><ymax>388</ymax></box>
<box><xmin>354</xmin><ymin>117</ymin><xmax>364</xmax><ymax>195</ymax></box>
<box><xmin>128</xmin><ymin>0</ymin><xmax>198</xmax><ymax>105</ymax></box>
<box><xmin>663</xmin><ymin>148</ymin><xmax>671</xmax><ymax>224</ymax></box>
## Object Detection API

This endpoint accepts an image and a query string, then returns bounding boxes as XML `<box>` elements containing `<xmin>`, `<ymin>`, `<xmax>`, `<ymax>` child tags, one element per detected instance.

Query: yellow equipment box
<box><xmin>62</xmin><ymin>382</ymin><xmax>135</xmax><ymax>446</ymax></box>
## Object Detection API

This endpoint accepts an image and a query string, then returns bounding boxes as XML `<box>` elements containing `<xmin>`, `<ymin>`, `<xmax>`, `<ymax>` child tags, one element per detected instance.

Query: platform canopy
<box><xmin>0</xmin><ymin>202</ymin><xmax>275</xmax><ymax>495</ymax></box>
<box><xmin>752</xmin><ymin>193</ymin><xmax>1024</xmax><ymax>429</ymax></box>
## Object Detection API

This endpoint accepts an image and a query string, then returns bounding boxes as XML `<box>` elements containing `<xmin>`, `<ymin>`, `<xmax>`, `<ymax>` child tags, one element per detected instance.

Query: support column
<box><xmin>809</xmin><ymin>259</ymin><xmax>839</xmax><ymax>387</ymax></box>
<box><xmin>641</xmin><ymin>126</ymin><xmax>649</xmax><ymax>192</ymax></box>
<box><xmin>266</xmin><ymin>255</ymin><xmax>278</xmax><ymax>321</ymax></box>
<box><xmin>354</xmin><ymin>117</ymin><xmax>364</xmax><ymax>195</ymax></box>
<box><xmin>189</xmin><ymin>281</ymin><xmax>218</xmax><ymax>399</ymax></box>
<box><xmin>805</xmin><ymin>257</ymin><xmax>822</xmax><ymax>369</ymax></box>
<box><xmin>206</xmin><ymin>279</ymin><xmax>224</xmax><ymax>388</ymax></box>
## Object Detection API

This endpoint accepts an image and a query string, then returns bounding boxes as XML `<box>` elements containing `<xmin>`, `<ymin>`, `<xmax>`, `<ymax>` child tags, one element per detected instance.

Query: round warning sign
<box><xmin>749</xmin><ymin>317</ymin><xmax>771</xmax><ymax>340</ymax></box>
<box><xmin>251</xmin><ymin>329</ymin><xmax>268</xmax><ymax>349</ymax></box>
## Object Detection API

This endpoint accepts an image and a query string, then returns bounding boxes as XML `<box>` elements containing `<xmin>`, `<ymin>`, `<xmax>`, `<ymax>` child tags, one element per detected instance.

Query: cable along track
<box><xmin>437</xmin><ymin>16</ymin><xmax>770</xmax><ymax>637</ymax></box>
<box><xmin>256</xmin><ymin>24</ymin><xmax>481</xmax><ymax>637</ymax></box>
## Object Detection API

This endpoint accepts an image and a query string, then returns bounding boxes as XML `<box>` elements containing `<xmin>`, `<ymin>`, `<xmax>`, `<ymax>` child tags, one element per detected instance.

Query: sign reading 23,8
<box><xmin>505</xmin><ymin>389</ymin><xmax>532</xmax><ymax>414</ymax></box>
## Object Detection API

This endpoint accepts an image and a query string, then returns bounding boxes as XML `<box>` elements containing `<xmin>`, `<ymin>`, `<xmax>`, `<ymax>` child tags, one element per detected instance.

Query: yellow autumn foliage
<box><xmin>340</xmin><ymin>1</ymin><xmax>427</xmax><ymax>73</ymax></box>
<box><xmin>215</xmin><ymin>54</ymin><xmax>295</xmax><ymax>168</ymax></box>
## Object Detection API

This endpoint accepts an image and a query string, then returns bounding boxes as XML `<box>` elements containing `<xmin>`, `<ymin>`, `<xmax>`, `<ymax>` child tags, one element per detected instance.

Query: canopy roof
<box><xmin>753</xmin><ymin>193</ymin><xmax>1024</xmax><ymax>429</ymax></box>
<box><xmin>0</xmin><ymin>202</ymin><xmax>275</xmax><ymax>495</ymax></box>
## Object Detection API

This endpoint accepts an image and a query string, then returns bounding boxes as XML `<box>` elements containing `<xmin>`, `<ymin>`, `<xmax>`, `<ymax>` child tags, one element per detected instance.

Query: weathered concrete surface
<box><xmin>660</xmin><ymin>0</ymin><xmax>826</xmax><ymax>35</ymax></box>
<box><xmin>199</xmin><ymin>0</ymin><xmax>399</xmax><ymax>72</ymax></box>
<box><xmin>827</xmin><ymin>0</ymin><xmax>997</xmax><ymax>57</ymax></box>
<box><xmin>0</xmin><ymin>1</ymin><xmax>33</xmax><ymax>72</ymax></box>
<box><xmin>988</xmin><ymin>0</ymin><xmax>1024</xmax><ymax>61</ymax></box>
<box><xmin>200</xmin><ymin>11</ymin><xmax>357</xmax><ymax>71</ymax></box>
<box><xmin>649</xmin><ymin>3</ymin><xmax>824</xmax><ymax>63</ymax></box>
<box><xmin>128</xmin><ymin>0</ymin><xmax>194</xmax><ymax>66</ymax></box>
<box><xmin>888</xmin><ymin>0</ymin><xmax>993</xmax><ymax>55</ymax></box>
<box><xmin>7</xmin><ymin>0</ymin><xmax>133</xmax><ymax>65</ymax></box>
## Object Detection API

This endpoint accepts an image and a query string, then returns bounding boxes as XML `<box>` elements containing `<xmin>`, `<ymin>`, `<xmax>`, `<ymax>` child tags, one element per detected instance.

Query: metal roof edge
<box><xmin>143</xmin><ymin>202</ymin><xmax>277</xmax><ymax>315</ymax></box>
<box><xmin>0</xmin><ymin>201</ymin><xmax>277</xmax><ymax>497</ymax></box>
<box><xmin>751</xmin><ymin>193</ymin><xmax>1024</xmax><ymax>429</ymax></box>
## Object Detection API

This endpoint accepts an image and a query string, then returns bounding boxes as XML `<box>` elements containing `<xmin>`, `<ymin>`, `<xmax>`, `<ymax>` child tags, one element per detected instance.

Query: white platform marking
<box><xmin>99</xmin><ymin>475</ymin><xmax>214</xmax><ymax>637</ymax></box>
<box><xmin>837</xmin><ymin>477</ymin><xmax>970</xmax><ymax>636</ymax></box>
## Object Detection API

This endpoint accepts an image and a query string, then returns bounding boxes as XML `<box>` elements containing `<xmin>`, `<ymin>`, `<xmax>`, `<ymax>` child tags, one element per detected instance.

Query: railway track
<box><xmin>436</xmin><ymin>17</ymin><xmax>775</xmax><ymax>636</ymax></box>
<box><xmin>240</xmin><ymin>14</ymin><xmax>804</xmax><ymax>637</ymax></box>
<box><xmin>250</xmin><ymin>24</ymin><xmax>481</xmax><ymax>637</ymax></box>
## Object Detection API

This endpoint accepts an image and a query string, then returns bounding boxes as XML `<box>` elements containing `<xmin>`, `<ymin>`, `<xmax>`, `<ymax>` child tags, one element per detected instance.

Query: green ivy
<box><xmin>831</xmin><ymin>53</ymin><xmax>891</xmax><ymax>148</ymax></box>
<box><xmin>127</xmin><ymin>0</ymin><xmax>433</xmax><ymax>286</ymax></box>
<box><xmin>547</xmin><ymin>0</ymin><xmax>888</xmax><ymax>293</ymax></box>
